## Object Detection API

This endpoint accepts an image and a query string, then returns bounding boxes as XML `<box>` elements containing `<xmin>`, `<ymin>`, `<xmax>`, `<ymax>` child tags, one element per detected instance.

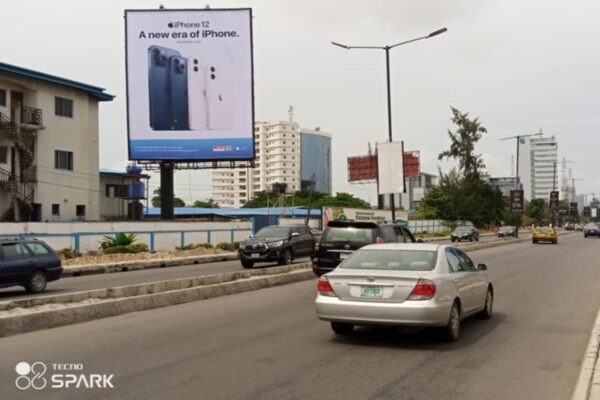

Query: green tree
<box><xmin>525</xmin><ymin>199</ymin><xmax>551</xmax><ymax>225</ymax></box>
<box><xmin>438</xmin><ymin>107</ymin><xmax>487</xmax><ymax>179</ymax></box>
<box><xmin>151</xmin><ymin>187</ymin><xmax>186</xmax><ymax>208</ymax></box>
<box><xmin>192</xmin><ymin>199</ymin><xmax>220</xmax><ymax>208</ymax></box>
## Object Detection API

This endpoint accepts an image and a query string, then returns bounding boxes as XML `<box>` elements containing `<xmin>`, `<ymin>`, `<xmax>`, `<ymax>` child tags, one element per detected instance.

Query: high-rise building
<box><xmin>300</xmin><ymin>128</ymin><xmax>332</xmax><ymax>195</ymax></box>
<box><xmin>212</xmin><ymin>121</ymin><xmax>302</xmax><ymax>207</ymax></box>
<box><xmin>518</xmin><ymin>135</ymin><xmax>559</xmax><ymax>201</ymax></box>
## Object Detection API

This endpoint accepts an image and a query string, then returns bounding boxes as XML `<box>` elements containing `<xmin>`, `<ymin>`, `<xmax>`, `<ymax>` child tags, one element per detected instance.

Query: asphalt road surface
<box><xmin>1</xmin><ymin>233</ymin><xmax>598</xmax><ymax>400</ymax></box>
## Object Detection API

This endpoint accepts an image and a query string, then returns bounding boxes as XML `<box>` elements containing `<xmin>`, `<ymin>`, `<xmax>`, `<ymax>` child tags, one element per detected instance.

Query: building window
<box><xmin>0</xmin><ymin>146</ymin><xmax>7</xmax><ymax>164</ymax></box>
<box><xmin>52</xmin><ymin>204</ymin><xmax>60</xmax><ymax>216</ymax></box>
<box><xmin>76</xmin><ymin>205</ymin><xmax>86</xmax><ymax>217</ymax></box>
<box><xmin>55</xmin><ymin>150</ymin><xmax>73</xmax><ymax>170</ymax></box>
<box><xmin>55</xmin><ymin>96</ymin><xmax>73</xmax><ymax>118</ymax></box>
<box><xmin>0</xmin><ymin>89</ymin><xmax>6</xmax><ymax>107</ymax></box>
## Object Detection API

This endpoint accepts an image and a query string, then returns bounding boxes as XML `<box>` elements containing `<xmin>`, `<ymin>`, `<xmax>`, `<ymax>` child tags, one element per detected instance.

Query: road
<box><xmin>0</xmin><ymin>233</ymin><xmax>517</xmax><ymax>302</ymax></box>
<box><xmin>1</xmin><ymin>233</ymin><xmax>598</xmax><ymax>399</ymax></box>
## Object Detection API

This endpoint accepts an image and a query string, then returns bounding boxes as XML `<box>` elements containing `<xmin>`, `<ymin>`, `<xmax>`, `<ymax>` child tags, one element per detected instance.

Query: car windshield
<box><xmin>322</xmin><ymin>227</ymin><xmax>376</xmax><ymax>244</ymax></box>
<box><xmin>454</xmin><ymin>227</ymin><xmax>472</xmax><ymax>233</ymax></box>
<box><xmin>255</xmin><ymin>226</ymin><xmax>290</xmax><ymax>238</ymax></box>
<box><xmin>585</xmin><ymin>224</ymin><xmax>598</xmax><ymax>229</ymax></box>
<box><xmin>339</xmin><ymin>249</ymin><xmax>437</xmax><ymax>271</ymax></box>
<box><xmin>499</xmin><ymin>226</ymin><xmax>514</xmax><ymax>232</ymax></box>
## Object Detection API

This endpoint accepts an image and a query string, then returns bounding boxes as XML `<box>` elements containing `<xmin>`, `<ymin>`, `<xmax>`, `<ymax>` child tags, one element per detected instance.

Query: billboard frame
<box><xmin>124</xmin><ymin>8</ymin><xmax>256</xmax><ymax>163</ymax></box>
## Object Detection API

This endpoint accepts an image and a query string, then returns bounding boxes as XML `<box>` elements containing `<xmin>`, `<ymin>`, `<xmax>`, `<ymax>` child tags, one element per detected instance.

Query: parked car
<box><xmin>450</xmin><ymin>226</ymin><xmax>479</xmax><ymax>242</ymax></box>
<box><xmin>312</xmin><ymin>220</ymin><xmax>418</xmax><ymax>277</ymax></box>
<box><xmin>564</xmin><ymin>223</ymin><xmax>575</xmax><ymax>231</ymax></box>
<box><xmin>583</xmin><ymin>223</ymin><xmax>600</xmax><ymax>238</ymax></box>
<box><xmin>532</xmin><ymin>227</ymin><xmax>557</xmax><ymax>244</ymax></box>
<box><xmin>497</xmin><ymin>225</ymin><xmax>518</xmax><ymax>238</ymax></box>
<box><xmin>0</xmin><ymin>238</ymin><xmax>63</xmax><ymax>294</ymax></box>
<box><xmin>315</xmin><ymin>243</ymin><xmax>493</xmax><ymax>341</ymax></box>
<box><xmin>238</xmin><ymin>224</ymin><xmax>315</xmax><ymax>268</ymax></box>
<box><xmin>575</xmin><ymin>223</ymin><xmax>585</xmax><ymax>231</ymax></box>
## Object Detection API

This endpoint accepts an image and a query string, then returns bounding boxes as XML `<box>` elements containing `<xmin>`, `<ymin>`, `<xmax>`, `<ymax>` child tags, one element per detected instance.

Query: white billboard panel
<box><xmin>592</xmin><ymin>208</ymin><xmax>598</xmax><ymax>218</ymax></box>
<box><xmin>377</xmin><ymin>142</ymin><xmax>404</xmax><ymax>195</ymax></box>
<box><xmin>125</xmin><ymin>9</ymin><xmax>254</xmax><ymax>161</ymax></box>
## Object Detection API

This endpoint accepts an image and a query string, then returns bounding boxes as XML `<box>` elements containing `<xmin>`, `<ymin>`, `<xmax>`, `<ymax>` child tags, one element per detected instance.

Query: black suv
<box><xmin>0</xmin><ymin>238</ymin><xmax>63</xmax><ymax>294</ymax></box>
<box><xmin>238</xmin><ymin>224</ymin><xmax>315</xmax><ymax>268</ymax></box>
<box><xmin>450</xmin><ymin>226</ymin><xmax>479</xmax><ymax>242</ymax></box>
<box><xmin>312</xmin><ymin>221</ymin><xmax>417</xmax><ymax>277</ymax></box>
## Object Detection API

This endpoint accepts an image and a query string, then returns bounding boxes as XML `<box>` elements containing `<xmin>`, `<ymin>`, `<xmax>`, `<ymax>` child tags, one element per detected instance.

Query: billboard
<box><xmin>489</xmin><ymin>177</ymin><xmax>518</xmax><ymax>187</ymax></box>
<box><xmin>125</xmin><ymin>9</ymin><xmax>254</xmax><ymax>161</ymax></box>
<box><xmin>549</xmin><ymin>191</ymin><xmax>559</xmax><ymax>210</ymax></box>
<box><xmin>583</xmin><ymin>206</ymin><xmax>591</xmax><ymax>217</ymax></box>
<box><xmin>347</xmin><ymin>152</ymin><xmax>420</xmax><ymax>183</ymax></box>
<box><xmin>569</xmin><ymin>202</ymin><xmax>578</xmax><ymax>215</ymax></box>
<box><xmin>510</xmin><ymin>190</ymin><xmax>524</xmax><ymax>214</ymax></box>
<box><xmin>377</xmin><ymin>142</ymin><xmax>404</xmax><ymax>195</ymax></box>
<box><xmin>322</xmin><ymin>207</ymin><xmax>398</xmax><ymax>228</ymax></box>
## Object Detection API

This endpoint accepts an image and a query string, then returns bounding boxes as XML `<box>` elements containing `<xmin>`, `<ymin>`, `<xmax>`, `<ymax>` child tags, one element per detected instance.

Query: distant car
<box><xmin>0</xmin><ymin>238</ymin><xmax>63</xmax><ymax>294</ymax></box>
<box><xmin>575</xmin><ymin>224</ymin><xmax>585</xmax><ymax>231</ymax></box>
<box><xmin>312</xmin><ymin>220</ymin><xmax>418</xmax><ymax>277</ymax></box>
<box><xmin>450</xmin><ymin>226</ymin><xmax>479</xmax><ymax>242</ymax></box>
<box><xmin>583</xmin><ymin>223</ymin><xmax>600</xmax><ymax>238</ymax></box>
<box><xmin>315</xmin><ymin>243</ymin><xmax>494</xmax><ymax>341</ymax></box>
<box><xmin>532</xmin><ymin>227</ymin><xmax>557</xmax><ymax>244</ymax></box>
<box><xmin>564</xmin><ymin>223</ymin><xmax>575</xmax><ymax>231</ymax></box>
<box><xmin>498</xmin><ymin>226</ymin><xmax>518</xmax><ymax>238</ymax></box>
<box><xmin>238</xmin><ymin>224</ymin><xmax>315</xmax><ymax>268</ymax></box>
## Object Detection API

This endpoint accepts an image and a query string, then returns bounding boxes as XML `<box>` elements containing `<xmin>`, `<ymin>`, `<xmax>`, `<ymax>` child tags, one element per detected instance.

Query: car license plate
<box><xmin>250</xmin><ymin>253</ymin><xmax>260</xmax><ymax>258</ymax></box>
<box><xmin>360</xmin><ymin>286</ymin><xmax>382</xmax><ymax>298</ymax></box>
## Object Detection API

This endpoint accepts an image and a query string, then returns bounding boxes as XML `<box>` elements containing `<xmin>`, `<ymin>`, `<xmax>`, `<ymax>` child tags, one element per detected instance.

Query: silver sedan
<box><xmin>315</xmin><ymin>243</ymin><xmax>493</xmax><ymax>341</ymax></box>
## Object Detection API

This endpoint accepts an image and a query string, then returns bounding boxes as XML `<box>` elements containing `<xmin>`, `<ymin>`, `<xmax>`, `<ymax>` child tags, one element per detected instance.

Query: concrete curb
<box><xmin>0</xmin><ymin>263</ymin><xmax>314</xmax><ymax>338</ymax></box>
<box><xmin>572</xmin><ymin>306</ymin><xmax>600</xmax><ymax>400</ymax></box>
<box><xmin>61</xmin><ymin>252</ymin><xmax>239</xmax><ymax>277</ymax></box>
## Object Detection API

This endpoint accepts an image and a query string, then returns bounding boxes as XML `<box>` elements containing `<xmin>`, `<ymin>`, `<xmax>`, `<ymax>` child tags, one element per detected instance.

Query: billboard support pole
<box><xmin>160</xmin><ymin>162</ymin><xmax>175</xmax><ymax>219</ymax></box>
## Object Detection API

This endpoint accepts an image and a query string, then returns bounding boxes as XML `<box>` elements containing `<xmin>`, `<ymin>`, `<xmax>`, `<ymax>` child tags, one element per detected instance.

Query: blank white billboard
<box><xmin>377</xmin><ymin>142</ymin><xmax>404</xmax><ymax>195</ymax></box>
<box><xmin>592</xmin><ymin>208</ymin><xmax>598</xmax><ymax>218</ymax></box>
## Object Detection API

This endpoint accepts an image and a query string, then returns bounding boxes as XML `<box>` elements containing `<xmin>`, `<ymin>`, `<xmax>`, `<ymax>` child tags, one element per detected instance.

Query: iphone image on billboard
<box><xmin>187</xmin><ymin>58</ymin><xmax>209</xmax><ymax>130</ymax></box>
<box><xmin>147</xmin><ymin>45</ymin><xmax>181</xmax><ymax>130</ymax></box>
<box><xmin>205</xmin><ymin>64</ymin><xmax>234</xmax><ymax>131</ymax></box>
<box><xmin>168</xmin><ymin>55</ymin><xmax>189</xmax><ymax>130</ymax></box>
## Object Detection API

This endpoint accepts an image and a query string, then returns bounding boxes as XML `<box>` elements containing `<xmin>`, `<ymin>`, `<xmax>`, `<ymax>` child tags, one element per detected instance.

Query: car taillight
<box><xmin>376</xmin><ymin>236</ymin><xmax>384</xmax><ymax>244</ymax></box>
<box><xmin>315</xmin><ymin>237</ymin><xmax>322</xmax><ymax>251</ymax></box>
<box><xmin>407</xmin><ymin>279</ymin><xmax>436</xmax><ymax>300</ymax></box>
<box><xmin>317</xmin><ymin>277</ymin><xmax>337</xmax><ymax>297</ymax></box>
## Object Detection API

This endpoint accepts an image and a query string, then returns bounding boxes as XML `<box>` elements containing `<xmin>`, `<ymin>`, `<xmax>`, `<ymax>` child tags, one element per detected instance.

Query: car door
<box><xmin>0</xmin><ymin>242</ymin><xmax>35</xmax><ymax>285</ymax></box>
<box><xmin>455</xmin><ymin>248</ymin><xmax>487</xmax><ymax>314</ymax></box>
<box><xmin>445</xmin><ymin>247</ymin><xmax>477</xmax><ymax>314</ymax></box>
<box><xmin>296</xmin><ymin>226</ymin><xmax>313</xmax><ymax>256</ymax></box>
<box><xmin>380</xmin><ymin>226</ymin><xmax>398</xmax><ymax>243</ymax></box>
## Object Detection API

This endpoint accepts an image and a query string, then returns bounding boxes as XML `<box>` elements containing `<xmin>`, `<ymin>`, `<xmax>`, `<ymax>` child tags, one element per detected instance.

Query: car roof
<box><xmin>361</xmin><ymin>243</ymin><xmax>442</xmax><ymax>252</ymax></box>
<box><xmin>326</xmin><ymin>220</ymin><xmax>400</xmax><ymax>228</ymax></box>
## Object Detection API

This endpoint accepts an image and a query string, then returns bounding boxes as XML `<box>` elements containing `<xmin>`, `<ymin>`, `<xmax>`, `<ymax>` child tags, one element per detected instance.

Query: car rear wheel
<box><xmin>443</xmin><ymin>302</ymin><xmax>461</xmax><ymax>342</ymax></box>
<box><xmin>331</xmin><ymin>322</ymin><xmax>354</xmax><ymax>335</ymax></box>
<box><xmin>26</xmin><ymin>270</ymin><xmax>47</xmax><ymax>294</ymax></box>
<box><xmin>278</xmin><ymin>249</ymin><xmax>293</xmax><ymax>265</ymax></box>
<box><xmin>241</xmin><ymin>259</ymin><xmax>254</xmax><ymax>269</ymax></box>
<box><xmin>532</xmin><ymin>239</ymin><xmax>537</xmax><ymax>244</ymax></box>
<box><xmin>478</xmin><ymin>287</ymin><xmax>493</xmax><ymax>319</ymax></box>
<box><xmin>553</xmin><ymin>239</ymin><xmax>558</xmax><ymax>244</ymax></box>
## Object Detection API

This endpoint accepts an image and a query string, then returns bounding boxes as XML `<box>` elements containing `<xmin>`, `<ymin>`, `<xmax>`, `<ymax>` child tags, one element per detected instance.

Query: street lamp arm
<box><xmin>331</xmin><ymin>41</ymin><xmax>385</xmax><ymax>50</ymax></box>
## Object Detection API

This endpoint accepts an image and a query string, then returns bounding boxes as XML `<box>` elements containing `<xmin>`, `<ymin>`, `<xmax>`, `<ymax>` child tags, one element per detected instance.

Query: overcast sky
<box><xmin>4</xmin><ymin>0</ymin><xmax>600</xmax><ymax>205</ymax></box>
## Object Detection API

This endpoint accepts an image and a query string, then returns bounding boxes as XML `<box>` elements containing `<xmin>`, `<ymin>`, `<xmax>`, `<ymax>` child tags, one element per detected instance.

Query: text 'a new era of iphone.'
<box><xmin>168</xmin><ymin>55</ymin><xmax>190</xmax><ymax>130</ymax></box>
<box><xmin>147</xmin><ymin>45</ymin><xmax>180</xmax><ymax>130</ymax></box>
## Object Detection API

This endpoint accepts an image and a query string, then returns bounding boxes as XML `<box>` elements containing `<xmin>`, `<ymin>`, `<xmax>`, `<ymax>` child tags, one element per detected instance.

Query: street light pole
<box><xmin>332</xmin><ymin>27</ymin><xmax>447</xmax><ymax>222</ymax></box>
<box><xmin>499</xmin><ymin>130</ymin><xmax>543</xmax><ymax>191</ymax></box>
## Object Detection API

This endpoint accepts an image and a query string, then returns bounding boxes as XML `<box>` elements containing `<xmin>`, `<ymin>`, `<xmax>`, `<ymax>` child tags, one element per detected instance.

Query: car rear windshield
<box><xmin>499</xmin><ymin>226</ymin><xmax>514</xmax><ymax>231</ymax></box>
<box><xmin>339</xmin><ymin>249</ymin><xmax>437</xmax><ymax>271</ymax></box>
<box><xmin>322</xmin><ymin>227</ymin><xmax>376</xmax><ymax>244</ymax></box>
<box><xmin>537</xmin><ymin>227</ymin><xmax>552</xmax><ymax>233</ymax></box>
<box><xmin>585</xmin><ymin>224</ymin><xmax>598</xmax><ymax>229</ymax></box>
<box><xmin>454</xmin><ymin>227</ymin><xmax>472</xmax><ymax>232</ymax></box>
<box><xmin>255</xmin><ymin>226</ymin><xmax>290</xmax><ymax>237</ymax></box>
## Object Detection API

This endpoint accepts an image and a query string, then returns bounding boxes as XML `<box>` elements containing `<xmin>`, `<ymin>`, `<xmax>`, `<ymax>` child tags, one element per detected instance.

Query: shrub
<box><xmin>194</xmin><ymin>243</ymin><xmax>214</xmax><ymax>249</ymax></box>
<box><xmin>215</xmin><ymin>242</ymin><xmax>235</xmax><ymax>252</ymax></box>
<box><xmin>100</xmin><ymin>232</ymin><xmax>138</xmax><ymax>249</ymax></box>
<box><xmin>233</xmin><ymin>241</ymin><xmax>240</xmax><ymax>250</ymax></box>
<box><xmin>103</xmin><ymin>243</ymin><xmax>149</xmax><ymax>254</ymax></box>
<box><xmin>57</xmin><ymin>248</ymin><xmax>81</xmax><ymax>260</ymax></box>
<box><xmin>176</xmin><ymin>244</ymin><xmax>195</xmax><ymax>251</ymax></box>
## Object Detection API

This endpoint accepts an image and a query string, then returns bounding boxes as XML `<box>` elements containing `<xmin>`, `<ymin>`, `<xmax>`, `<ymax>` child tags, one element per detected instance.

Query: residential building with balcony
<box><xmin>0</xmin><ymin>62</ymin><xmax>113</xmax><ymax>221</ymax></box>
<box><xmin>212</xmin><ymin>120</ymin><xmax>302</xmax><ymax>207</ymax></box>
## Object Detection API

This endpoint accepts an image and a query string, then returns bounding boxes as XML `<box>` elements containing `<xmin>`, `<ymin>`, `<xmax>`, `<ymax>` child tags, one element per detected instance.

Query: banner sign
<box><xmin>569</xmin><ymin>202</ymin><xmax>578</xmax><ymax>215</ymax></box>
<box><xmin>377</xmin><ymin>142</ymin><xmax>404</xmax><ymax>195</ymax></box>
<box><xmin>510</xmin><ymin>190</ymin><xmax>524</xmax><ymax>214</ymax></box>
<box><xmin>322</xmin><ymin>207</ymin><xmax>401</xmax><ymax>228</ymax></box>
<box><xmin>125</xmin><ymin>9</ymin><xmax>254</xmax><ymax>161</ymax></box>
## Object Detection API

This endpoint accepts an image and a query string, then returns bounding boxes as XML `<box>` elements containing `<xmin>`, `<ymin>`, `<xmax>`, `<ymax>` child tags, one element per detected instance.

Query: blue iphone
<box><xmin>147</xmin><ymin>45</ymin><xmax>180</xmax><ymax>130</ymax></box>
<box><xmin>168</xmin><ymin>55</ymin><xmax>189</xmax><ymax>130</ymax></box>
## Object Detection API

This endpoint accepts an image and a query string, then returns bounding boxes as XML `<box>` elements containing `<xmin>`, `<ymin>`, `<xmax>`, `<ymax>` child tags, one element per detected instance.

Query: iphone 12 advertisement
<box><xmin>125</xmin><ymin>9</ymin><xmax>254</xmax><ymax>161</ymax></box>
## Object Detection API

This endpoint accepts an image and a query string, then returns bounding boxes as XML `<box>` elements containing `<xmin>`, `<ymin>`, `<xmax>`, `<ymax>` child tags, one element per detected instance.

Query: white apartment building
<box><xmin>518</xmin><ymin>135</ymin><xmax>559</xmax><ymax>201</ymax></box>
<box><xmin>212</xmin><ymin>121</ymin><xmax>301</xmax><ymax>207</ymax></box>
<box><xmin>0</xmin><ymin>62</ymin><xmax>113</xmax><ymax>221</ymax></box>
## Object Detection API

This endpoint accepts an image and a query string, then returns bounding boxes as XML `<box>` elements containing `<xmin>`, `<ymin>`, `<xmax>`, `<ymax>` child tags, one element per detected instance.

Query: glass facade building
<box><xmin>300</xmin><ymin>130</ymin><xmax>332</xmax><ymax>194</ymax></box>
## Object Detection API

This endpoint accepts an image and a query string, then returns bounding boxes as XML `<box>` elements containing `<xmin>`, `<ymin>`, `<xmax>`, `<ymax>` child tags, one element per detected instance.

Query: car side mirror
<box><xmin>477</xmin><ymin>263</ymin><xmax>488</xmax><ymax>271</ymax></box>
<box><xmin>290</xmin><ymin>232</ymin><xmax>300</xmax><ymax>238</ymax></box>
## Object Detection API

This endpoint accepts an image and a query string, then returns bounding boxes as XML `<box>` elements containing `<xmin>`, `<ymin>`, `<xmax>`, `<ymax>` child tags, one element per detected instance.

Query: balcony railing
<box><xmin>22</xmin><ymin>106</ymin><xmax>43</xmax><ymax>126</ymax></box>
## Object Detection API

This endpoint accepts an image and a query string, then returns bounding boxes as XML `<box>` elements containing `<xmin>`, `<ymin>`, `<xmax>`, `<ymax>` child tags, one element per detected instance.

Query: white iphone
<box><xmin>187</xmin><ymin>57</ymin><xmax>208</xmax><ymax>131</ymax></box>
<box><xmin>204</xmin><ymin>64</ymin><xmax>234</xmax><ymax>131</ymax></box>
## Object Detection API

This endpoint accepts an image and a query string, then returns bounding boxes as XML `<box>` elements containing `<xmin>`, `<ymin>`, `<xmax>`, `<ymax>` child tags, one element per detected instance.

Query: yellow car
<box><xmin>532</xmin><ymin>227</ymin><xmax>557</xmax><ymax>244</ymax></box>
